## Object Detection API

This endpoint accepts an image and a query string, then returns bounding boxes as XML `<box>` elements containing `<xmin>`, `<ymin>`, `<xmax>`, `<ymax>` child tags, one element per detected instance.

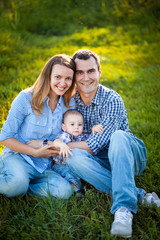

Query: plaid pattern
<box><xmin>54</xmin><ymin>131</ymin><xmax>90</xmax><ymax>164</ymax></box>
<box><xmin>74</xmin><ymin>84</ymin><xmax>133</xmax><ymax>155</ymax></box>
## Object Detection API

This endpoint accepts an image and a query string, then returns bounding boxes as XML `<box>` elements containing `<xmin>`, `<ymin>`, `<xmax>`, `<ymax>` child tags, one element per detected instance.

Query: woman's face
<box><xmin>50</xmin><ymin>64</ymin><xmax>74</xmax><ymax>96</ymax></box>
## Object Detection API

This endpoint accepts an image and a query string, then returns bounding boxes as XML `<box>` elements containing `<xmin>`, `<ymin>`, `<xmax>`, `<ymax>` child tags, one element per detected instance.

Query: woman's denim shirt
<box><xmin>0</xmin><ymin>90</ymin><xmax>75</xmax><ymax>173</ymax></box>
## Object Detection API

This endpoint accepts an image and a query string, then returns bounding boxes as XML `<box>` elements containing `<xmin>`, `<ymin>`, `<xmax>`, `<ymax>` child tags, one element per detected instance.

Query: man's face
<box><xmin>75</xmin><ymin>56</ymin><xmax>101</xmax><ymax>95</ymax></box>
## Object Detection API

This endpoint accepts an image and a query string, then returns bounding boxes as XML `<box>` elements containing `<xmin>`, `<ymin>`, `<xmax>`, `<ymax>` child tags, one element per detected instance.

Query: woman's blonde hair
<box><xmin>30</xmin><ymin>54</ymin><xmax>76</xmax><ymax>115</ymax></box>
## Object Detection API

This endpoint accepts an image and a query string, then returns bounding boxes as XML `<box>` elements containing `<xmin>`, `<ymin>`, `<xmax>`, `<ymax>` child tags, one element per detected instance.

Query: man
<box><xmin>66</xmin><ymin>49</ymin><xmax>160</xmax><ymax>238</ymax></box>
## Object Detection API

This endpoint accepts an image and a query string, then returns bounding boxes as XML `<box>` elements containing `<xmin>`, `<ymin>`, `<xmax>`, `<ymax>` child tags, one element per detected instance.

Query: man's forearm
<box><xmin>67</xmin><ymin>141</ymin><xmax>93</xmax><ymax>155</ymax></box>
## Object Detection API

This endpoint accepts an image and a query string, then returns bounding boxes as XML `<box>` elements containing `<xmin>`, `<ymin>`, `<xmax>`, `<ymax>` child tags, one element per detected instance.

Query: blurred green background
<box><xmin>0</xmin><ymin>0</ymin><xmax>159</xmax><ymax>35</ymax></box>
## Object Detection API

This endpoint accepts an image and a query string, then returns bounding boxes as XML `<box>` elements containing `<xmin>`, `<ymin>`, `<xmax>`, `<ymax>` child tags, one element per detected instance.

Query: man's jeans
<box><xmin>67</xmin><ymin>130</ymin><xmax>147</xmax><ymax>214</ymax></box>
<box><xmin>0</xmin><ymin>152</ymin><xmax>72</xmax><ymax>199</ymax></box>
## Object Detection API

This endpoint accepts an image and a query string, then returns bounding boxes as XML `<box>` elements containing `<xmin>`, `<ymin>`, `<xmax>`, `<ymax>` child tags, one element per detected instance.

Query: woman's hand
<box><xmin>32</xmin><ymin>144</ymin><xmax>60</xmax><ymax>158</ymax></box>
<box><xmin>26</xmin><ymin>140</ymin><xmax>43</xmax><ymax>149</ymax></box>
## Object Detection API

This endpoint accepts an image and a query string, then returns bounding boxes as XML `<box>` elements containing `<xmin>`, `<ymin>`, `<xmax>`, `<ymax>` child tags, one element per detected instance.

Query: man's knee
<box><xmin>111</xmin><ymin>130</ymin><xmax>127</xmax><ymax>140</ymax></box>
<box><xmin>110</xmin><ymin>130</ymin><xmax>130</xmax><ymax>147</ymax></box>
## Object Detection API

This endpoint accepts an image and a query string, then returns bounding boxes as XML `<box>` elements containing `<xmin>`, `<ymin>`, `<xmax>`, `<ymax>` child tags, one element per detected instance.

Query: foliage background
<box><xmin>0</xmin><ymin>0</ymin><xmax>160</xmax><ymax>239</ymax></box>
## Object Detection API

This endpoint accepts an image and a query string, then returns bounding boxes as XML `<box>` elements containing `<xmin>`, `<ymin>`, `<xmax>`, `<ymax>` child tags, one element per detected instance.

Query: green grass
<box><xmin>0</xmin><ymin>1</ymin><xmax>160</xmax><ymax>239</ymax></box>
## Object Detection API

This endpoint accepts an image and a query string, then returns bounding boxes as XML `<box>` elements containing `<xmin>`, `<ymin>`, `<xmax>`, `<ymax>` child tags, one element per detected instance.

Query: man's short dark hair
<box><xmin>72</xmin><ymin>49</ymin><xmax>100</xmax><ymax>71</ymax></box>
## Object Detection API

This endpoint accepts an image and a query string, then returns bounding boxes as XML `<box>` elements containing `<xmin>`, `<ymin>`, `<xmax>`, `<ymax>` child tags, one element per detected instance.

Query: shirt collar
<box><xmin>74</xmin><ymin>85</ymin><xmax>102</xmax><ymax>106</ymax></box>
<box><xmin>45</xmin><ymin>96</ymin><xmax>63</xmax><ymax>107</ymax></box>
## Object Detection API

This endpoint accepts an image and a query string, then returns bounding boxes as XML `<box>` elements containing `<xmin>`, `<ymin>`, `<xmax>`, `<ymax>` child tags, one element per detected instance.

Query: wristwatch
<box><xmin>43</xmin><ymin>139</ymin><xmax>48</xmax><ymax>146</ymax></box>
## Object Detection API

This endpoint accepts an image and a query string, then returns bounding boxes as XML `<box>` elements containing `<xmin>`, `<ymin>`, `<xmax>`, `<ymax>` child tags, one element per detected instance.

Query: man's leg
<box><xmin>108</xmin><ymin>130</ymin><xmax>147</xmax><ymax>214</ymax></box>
<box><xmin>67</xmin><ymin>148</ymin><xmax>112</xmax><ymax>195</ymax></box>
<box><xmin>109</xmin><ymin>130</ymin><xmax>147</xmax><ymax>238</ymax></box>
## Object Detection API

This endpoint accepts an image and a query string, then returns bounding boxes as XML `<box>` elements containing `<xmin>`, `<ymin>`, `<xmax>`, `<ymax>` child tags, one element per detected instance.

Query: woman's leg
<box><xmin>0</xmin><ymin>152</ymin><xmax>33</xmax><ymax>197</ymax></box>
<box><xmin>0</xmin><ymin>152</ymin><xmax>74</xmax><ymax>199</ymax></box>
<box><xmin>28</xmin><ymin>169</ymin><xmax>73</xmax><ymax>199</ymax></box>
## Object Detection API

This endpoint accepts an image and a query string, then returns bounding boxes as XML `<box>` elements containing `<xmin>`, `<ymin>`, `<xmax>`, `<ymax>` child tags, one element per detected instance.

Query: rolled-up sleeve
<box><xmin>86</xmin><ymin>97</ymin><xmax>125</xmax><ymax>154</ymax></box>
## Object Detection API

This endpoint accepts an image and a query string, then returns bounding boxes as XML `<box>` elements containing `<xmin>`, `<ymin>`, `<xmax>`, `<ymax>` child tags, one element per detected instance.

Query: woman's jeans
<box><xmin>0</xmin><ymin>152</ymin><xmax>72</xmax><ymax>199</ymax></box>
<box><xmin>67</xmin><ymin>130</ymin><xmax>147</xmax><ymax>214</ymax></box>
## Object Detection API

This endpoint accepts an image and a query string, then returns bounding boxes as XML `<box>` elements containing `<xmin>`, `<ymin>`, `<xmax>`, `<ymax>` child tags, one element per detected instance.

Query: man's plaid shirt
<box><xmin>74</xmin><ymin>84</ymin><xmax>133</xmax><ymax>155</ymax></box>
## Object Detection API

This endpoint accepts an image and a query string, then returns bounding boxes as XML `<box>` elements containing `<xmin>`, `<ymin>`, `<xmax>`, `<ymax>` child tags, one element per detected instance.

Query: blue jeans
<box><xmin>53</xmin><ymin>164</ymin><xmax>82</xmax><ymax>190</ymax></box>
<box><xmin>0</xmin><ymin>152</ymin><xmax>73</xmax><ymax>199</ymax></box>
<box><xmin>67</xmin><ymin>130</ymin><xmax>147</xmax><ymax>214</ymax></box>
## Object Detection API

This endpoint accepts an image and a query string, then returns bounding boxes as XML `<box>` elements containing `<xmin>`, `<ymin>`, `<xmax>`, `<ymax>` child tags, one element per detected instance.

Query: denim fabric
<box><xmin>0</xmin><ymin>90</ymin><xmax>75</xmax><ymax>173</ymax></box>
<box><xmin>0</xmin><ymin>152</ymin><xmax>73</xmax><ymax>199</ymax></box>
<box><xmin>53</xmin><ymin>164</ymin><xmax>82</xmax><ymax>190</ymax></box>
<box><xmin>67</xmin><ymin>130</ymin><xmax>147</xmax><ymax>214</ymax></box>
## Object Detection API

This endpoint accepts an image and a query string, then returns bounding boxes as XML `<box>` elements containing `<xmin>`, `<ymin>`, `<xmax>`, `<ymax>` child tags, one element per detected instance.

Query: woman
<box><xmin>0</xmin><ymin>54</ymin><xmax>76</xmax><ymax>199</ymax></box>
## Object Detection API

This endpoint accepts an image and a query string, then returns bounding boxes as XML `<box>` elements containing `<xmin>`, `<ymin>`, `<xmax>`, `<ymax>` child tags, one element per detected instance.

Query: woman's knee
<box><xmin>29</xmin><ymin>171</ymin><xmax>73</xmax><ymax>199</ymax></box>
<box><xmin>0</xmin><ymin>153</ymin><xmax>30</xmax><ymax>197</ymax></box>
<box><xmin>57</xmin><ymin>181</ymin><xmax>73</xmax><ymax>199</ymax></box>
<box><xmin>47</xmin><ymin>179</ymin><xmax>73</xmax><ymax>199</ymax></box>
<box><xmin>2</xmin><ymin>175</ymin><xmax>29</xmax><ymax>197</ymax></box>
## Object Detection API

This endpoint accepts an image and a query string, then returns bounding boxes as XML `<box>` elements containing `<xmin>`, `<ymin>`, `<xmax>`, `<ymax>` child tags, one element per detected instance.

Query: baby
<box><xmin>52</xmin><ymin>109</ymin><xmax>103</xmax><ymax>195</ymax></box>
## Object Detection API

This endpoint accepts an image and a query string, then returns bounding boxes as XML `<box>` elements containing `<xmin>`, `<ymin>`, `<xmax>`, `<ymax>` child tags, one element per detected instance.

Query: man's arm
<box><xmin>85</xmin><ymin>96</ymin><xmax>128</xmax><ymax>155</ymax></box>
<box><xmin>67</xmin><ymin>141</ymin><xmax>93</xmax><ymax>155</ymax></box>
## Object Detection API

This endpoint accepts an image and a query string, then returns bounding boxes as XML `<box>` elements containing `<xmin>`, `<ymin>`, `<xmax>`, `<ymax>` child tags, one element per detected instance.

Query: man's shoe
<box><xmin>142</xmin><ymin>192</ymin><xmax>160</xmax><ymax>207</ymax></box>
<box><xmin>111</xmin><ymin>207</ymin><xmax>133</xmax><ymax>238</ymax></box>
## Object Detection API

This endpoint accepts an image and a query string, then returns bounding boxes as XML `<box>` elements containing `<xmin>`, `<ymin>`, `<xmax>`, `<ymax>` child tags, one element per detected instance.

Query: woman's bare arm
<box><xmin>0</xmin><ymin>138</ymin><xmax>59</xmax><ymax>158</ymax></box>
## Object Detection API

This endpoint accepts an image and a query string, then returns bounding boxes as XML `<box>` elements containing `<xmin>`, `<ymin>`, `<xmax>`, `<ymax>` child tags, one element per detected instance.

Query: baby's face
<box><xmin>62</xmin><ymin>114</ymin><xmax>84</xmax><ymax>136</ymax></box>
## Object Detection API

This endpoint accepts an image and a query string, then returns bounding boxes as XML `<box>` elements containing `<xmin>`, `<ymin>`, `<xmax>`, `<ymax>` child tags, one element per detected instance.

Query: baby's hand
<box><xmin>53</xmin><ymin>139</ymin><xmax>72</xmax><ymax>164</ymax></box>
<box><xmin>92</xmin><ymin>124</ymin><xmax>104</xmax><ymax>134</ymax></box>
<box><xmin>59</xmin><ymin>143</ymin><xmax>72</xmax><ymax>161</ymax></box>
